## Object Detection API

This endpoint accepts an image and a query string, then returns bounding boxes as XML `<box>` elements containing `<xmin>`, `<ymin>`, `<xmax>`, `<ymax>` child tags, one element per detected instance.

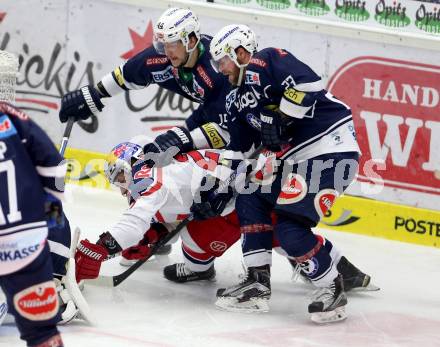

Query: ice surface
<box><xmin>1</xmin><ymin>185</ymin><xmax>439</xmax><ymax>347</ymax></box>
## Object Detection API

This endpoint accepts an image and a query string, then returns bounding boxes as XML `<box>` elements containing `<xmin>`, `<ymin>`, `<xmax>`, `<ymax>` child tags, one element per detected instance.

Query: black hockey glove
<box><xmin>59</xmin><ymin>85</ymin><xmax>104</xmax><ymax>123</ymax></box>
<box><xmin>260</xmin><ymin>105</ymin><xmax>289</xmax><ymax>152</ymax></box>
<box><xmin>143</xmin><ymin>126</ymin><xmax>194</xmax><ymax>167</ymax></box>
<box><xmin>190</xmin><ymin>175</ymin><xmax>234</xmax><ymax>220</ymax></box>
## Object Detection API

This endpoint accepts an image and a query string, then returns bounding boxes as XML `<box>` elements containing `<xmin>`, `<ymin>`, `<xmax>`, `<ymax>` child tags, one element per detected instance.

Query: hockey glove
<box><xmin>143</xmin><ymin>127</ymin><xmax>194</xmax><ymax>167</ymax></box>
<box><xmin>260</xmin><ymin>105</ymin><xmax>288</xmax><ymax>152</ymax></box>
<box><xmin>191</xmin><ymin>175</ymin><xmax>234</xmax><ymax>220</ymax></box>
<box><xmin>59</xmin><ymin>85</ymin><xmax>104</xmax><ymax>123</ymax></box>
<box><xmin>121</xmin><ymin>223</ymin><xmax>169</xmax><ymax>261</ymax></box>
<box><xmin>75</xmin><ymin>239</ymin><xmax>109</xmax><ymax>282</ymax></box>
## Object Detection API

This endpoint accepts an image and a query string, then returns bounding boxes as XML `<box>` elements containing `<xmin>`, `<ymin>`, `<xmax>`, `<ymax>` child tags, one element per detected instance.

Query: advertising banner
<box><xmin>206</xmin><ymin>0</ymin><xmax>440</xmax><ymax>35</ymax></box>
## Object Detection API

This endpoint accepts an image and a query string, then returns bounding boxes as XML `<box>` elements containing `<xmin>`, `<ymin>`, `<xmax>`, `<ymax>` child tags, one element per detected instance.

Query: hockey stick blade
<box><xmin>89</xmin><ymin>216</ymin><xmax>194</xmax><ymax>287</ymax></box>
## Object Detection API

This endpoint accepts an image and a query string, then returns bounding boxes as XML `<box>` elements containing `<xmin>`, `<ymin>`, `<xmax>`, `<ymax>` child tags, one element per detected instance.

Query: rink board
<box><xmin>64</xmin><ymin>148</ymin><xmax>440</xmax><ymax>249</ymax></box>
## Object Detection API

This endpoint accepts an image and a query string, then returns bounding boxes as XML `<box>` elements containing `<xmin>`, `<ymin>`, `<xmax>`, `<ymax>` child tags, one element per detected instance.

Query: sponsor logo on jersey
<box><xmin>192</xmin><ymin>78</ymin><xmax>205</xmax><ymax>98</ymax></box>
<box><xmin>0</xmin><ymin>104</ymin><xmax>28</xmax><ymax>120</ymax></box>
<box><xmin>249</xmin><ymin>58</ymin><xmax>267</xmax><ymax>68</ymax></box>
<box><xmin>234</xmin><ymin>91</ymin><xmax>259</xmax><ymax>112</ymax></box>
<box><xmin>314</xmin><ymin>189</ymin><xmax>339</xmax><ymax>218</ymax></box>
<box><xmin>0</xmin><ymin>244</ymin><xmax>40</xmax><ymax>262</ymax></box>
<box><xmin>284</xmin><ymin>88</ymin><xmax>306</xmax><ymax>105</ymax></box>
<box><xmin>0</xmin><ymin>115</ymin><xmax>17</xmax><ymax>139</ymax></box>
<box><xmin>13</xmin><ymin>281</ymin><xmax>58</xmax><ymax>321</ymax></box>
<box><xmin>277</xmin><ymin>173</ymin><xmax>308</xmax><ymax>204</ymax></box>
<box><xmin>196</xmin><ymin>66</ymin><xmax>213</xmax><ymax>89</ymax></box>
<box><xmin>246</xmin><ymin>113</ymin><xmax>261</xmax><ymax>130</ymax></box>
<box><xmin>146</xmin><ymin>57</ymin><xmax>169</xmax><ymax>65</ymax></box>
<box><xmin>133</xmin><ymin>165</ymin><xmax>154</xmax><ymax>180</ymax></box>
<box><xmin>210</xmin><ymin>241</ymin><xmax>227</xmax><ymax>253</ymax></box>
<box><xmin>201</xmin><ymin>123</ymin><xmax>225</xmax><ymax>149</ymax></box>
<box><xmin>245</xmin><ymin>71</ymin><xmax>260</xmax><ymax>85</ymax></box>
<box><xmin>151</xmin><ymin>66</ymin><xmax>174</xmax><ymax>83</ymax></box>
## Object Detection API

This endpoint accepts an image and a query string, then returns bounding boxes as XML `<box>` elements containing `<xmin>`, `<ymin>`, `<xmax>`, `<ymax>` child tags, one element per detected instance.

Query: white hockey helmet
<box><xmin>153</xmin><ymin>7</ymin><xmax>201</xmax><ymax>54</ymax></box>
<box><xmin>105</xmin><ymin>142</ymin><xmax>143</xmax><ymax>186</ymax></box>
<box><xmin>0</xmin><ymin>50</ymin><xmax>19</xmax><ymax>104</ymax></box>
<box><xmin>210</xmin><ymin>24</ymin><xmax>257</xmax><ymax>72</ymax></box>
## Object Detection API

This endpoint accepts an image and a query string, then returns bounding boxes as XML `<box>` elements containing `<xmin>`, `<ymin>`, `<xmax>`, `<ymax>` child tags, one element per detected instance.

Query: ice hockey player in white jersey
<box><xmin>73</xmin><ymin>142</ymin><xmax>245</xmax><ymax>283</ymax></box>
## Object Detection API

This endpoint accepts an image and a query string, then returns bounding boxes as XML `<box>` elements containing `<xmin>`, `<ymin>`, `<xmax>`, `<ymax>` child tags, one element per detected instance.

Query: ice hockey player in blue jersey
<box><xmin>0</xmin><ymin>51</ymin><xmax>66</xmax><ymax>346</ymax></box>
<box><xmin>58</xmin><ymin>7</ymin><xmax>231</xmax><ymax>161</ymax></box>
<box><xmin>204</xmin><ymin>24</ymin><xmax>365</xmax><ymax>323</ymax></box>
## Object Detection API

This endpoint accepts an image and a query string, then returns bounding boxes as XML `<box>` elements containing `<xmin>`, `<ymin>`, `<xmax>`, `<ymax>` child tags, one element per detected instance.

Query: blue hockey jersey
<box><xmin>0</xmin><ymin>102</ymin><xmax>66</xmax><ymax>275</ymax></box>
<box><xmin>225</xmin><ymin>48</ymin><xmax>360</xmax><ymax>160</ymax></box>
<box><xmin>98</xmin><ymin>35</ymin><xmax>231</xmax><ymax>131</ymax></box>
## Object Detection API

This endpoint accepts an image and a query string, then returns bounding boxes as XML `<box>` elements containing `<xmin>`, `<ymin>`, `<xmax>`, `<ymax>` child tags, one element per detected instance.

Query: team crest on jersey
<box><xmin>225</xmin><ymin>89</ymin><xmax>237</xmax><ymax>113</ymax></box>
<box><xmin>314</xmin><ymin>189</ymin><xmax>339</xmax><ymax>218</ymax></box>
<box><xmin>246</xmin><ymin>113</ymin><xmax>261</xmax><ymax>130</ymax></box>
<box><xmin>13</xmin><ymin>281</ymin><xmax>58</xmax><ymax>321</ymax></box>
<box><xmin>277</xmin><ymin>173</ymin><xmax>308</xmax><ymax>204</ymax></box>
<box><xmin>245</xmin><ymin>71</ymin><xmax>261</xmax><ymax>86</ymax></box>
<box><xmin>210</xmin><ymin>241</ymin><xmax>227</xmax><ymax>253</ymax></box>
<box><xmin>299</xmin><ymin>257</ymin><xmax>319</xmax><ymax>277</ymax></box>
<box><xmin>0</xmin><ymin>115</ymin><xmax>17</xmax><ymax>139</ymax></box>
<box><xmin>151</xmin><ymin>66</ymin><xmax>174</xmax><ymax>83</ymax></box>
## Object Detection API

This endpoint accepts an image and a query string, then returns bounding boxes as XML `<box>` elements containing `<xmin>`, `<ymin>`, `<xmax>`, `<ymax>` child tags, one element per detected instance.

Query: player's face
<box><xmin>115</xmin><ymin>171</ymin><xmax>130</xmax><ymax>197</ymax></box>
<box><xmin>164</xmin><ymin>40</ymin><xmax>188</xmax><ymax>67</ymax></box>
<box><xmin>217</xmin><ymin>56</ymin><xmax>240</xmax><ymax>85</ymax></box>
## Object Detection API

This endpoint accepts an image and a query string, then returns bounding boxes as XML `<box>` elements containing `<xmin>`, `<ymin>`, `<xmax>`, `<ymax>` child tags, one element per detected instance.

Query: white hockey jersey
<box><xmin>108</xmin><ymin>149</ymin><xmax>242</xmax><ymax>249</ymax></box>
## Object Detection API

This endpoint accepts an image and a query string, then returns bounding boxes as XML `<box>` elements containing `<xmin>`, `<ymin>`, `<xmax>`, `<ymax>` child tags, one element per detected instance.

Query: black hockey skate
<box><xmin>337</xmin><ymin>256</ymin><xmax>378</xmax><ymax>292</ymax></box>
<box><xmin>308</xmin><ymin>274</ymin><xmax>347</xmax><ymax>324</ymax></box>
<box><xmin>163</xmin><ymin>263</ymin><xmax>216</xmax><ymax>283</ymax></box>
<box><xmin>215</xmin><ymin>265</ymin><xmax>271</xmax><ymax>313</ymax></box>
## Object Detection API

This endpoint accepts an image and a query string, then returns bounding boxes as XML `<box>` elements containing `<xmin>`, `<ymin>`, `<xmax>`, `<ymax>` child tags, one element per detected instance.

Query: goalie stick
<box><xmin>89</xmin><ymin>145</ymin><xmax>264</xmax><ymax>288</ymax></box>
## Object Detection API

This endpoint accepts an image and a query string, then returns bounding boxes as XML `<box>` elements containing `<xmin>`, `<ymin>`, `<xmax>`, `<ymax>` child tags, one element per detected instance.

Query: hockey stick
<box><xmin>62</xmin><ymin>228</ymin><xmax>95</xmax><ymax>325</ymax></box>
<box><xmin>59</xmin><ymin>117</ymin><xmax>75</xmax><ymax>156</ymax></box>
<box><xmin>89</xmin><ymin>145</ymin><xmax>264</xmax><ymax>287</ymax></box>
<box><xmin>89</xmin><ymin>216</ymin><xmax>194</xmax><ymax>288</ymax></box>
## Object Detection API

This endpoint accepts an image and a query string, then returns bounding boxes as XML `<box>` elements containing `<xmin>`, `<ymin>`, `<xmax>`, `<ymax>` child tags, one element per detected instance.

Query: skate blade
<box><xmin>215</xmin><ymin>297</ymin><xmax>269</xmax><ymax>313</ymax></box>
<box><xmin>350</xmin><ymin>283</ymin><xmax>380</xmax><ymax>292</ymax></box>
<box><xmin>310</xmin><ymin>306</ymin><xmax>347</xmax><ymax>324</ymax></box>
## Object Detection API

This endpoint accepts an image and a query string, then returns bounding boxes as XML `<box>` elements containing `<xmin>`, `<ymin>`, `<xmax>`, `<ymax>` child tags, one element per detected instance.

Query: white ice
<box><xmin>1</xmin><ymin>185</ymin><xmax>439</xmax><ymax>347</ymax></box>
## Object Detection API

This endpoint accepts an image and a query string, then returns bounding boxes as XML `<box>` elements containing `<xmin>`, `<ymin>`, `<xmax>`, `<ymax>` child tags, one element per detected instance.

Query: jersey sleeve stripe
<box><xmin>293</xmin><ymin>80</ymin><xmax>323</xmax><ymax>92</ymax></box>
<box><xmin>36</xmin><ymin>163</ymin><xmax>67</xmax><ymax>178</ymax></box>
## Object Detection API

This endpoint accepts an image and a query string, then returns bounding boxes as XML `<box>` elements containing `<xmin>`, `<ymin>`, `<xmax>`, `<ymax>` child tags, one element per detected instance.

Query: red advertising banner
<box><xmin>328</xmin><ymin>57</ymin><xmax>440</xmax><ymax>196</ymax></box>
